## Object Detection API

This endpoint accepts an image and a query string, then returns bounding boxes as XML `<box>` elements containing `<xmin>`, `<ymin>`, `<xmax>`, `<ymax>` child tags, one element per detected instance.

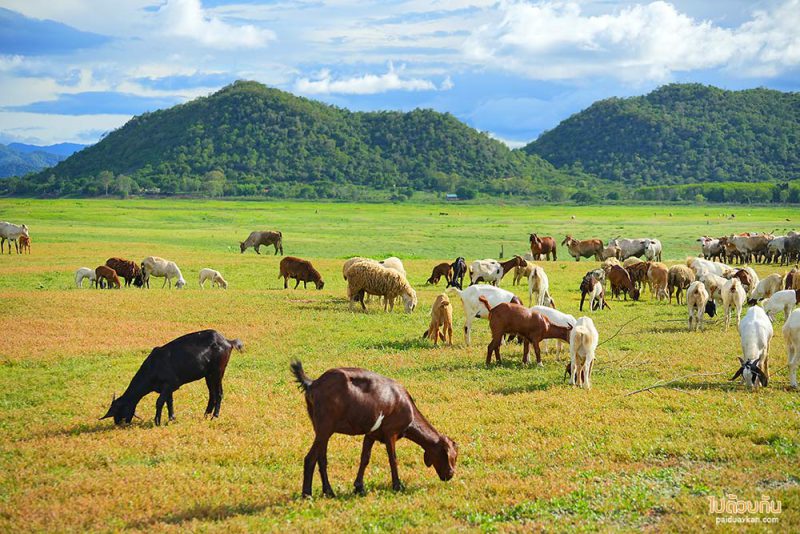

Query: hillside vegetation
<box><xmin>525</xmin><ymin>84</ymin><xmax>800</xmax><ymax>187</ymax></box>
<box><xmin>0</xmin><ymin>143</ymin><xmax>65</xmax><ymax>178</ymax></box>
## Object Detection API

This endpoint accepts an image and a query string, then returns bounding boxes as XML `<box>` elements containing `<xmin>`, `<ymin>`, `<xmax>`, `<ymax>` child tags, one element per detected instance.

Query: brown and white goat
<box><xmin>479</xmin><ymin>296</ymin><xmax>572</xmax><ymax>366</ymax></box>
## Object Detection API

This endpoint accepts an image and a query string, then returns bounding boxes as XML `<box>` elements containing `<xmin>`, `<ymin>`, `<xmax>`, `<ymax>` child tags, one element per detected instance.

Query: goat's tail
<box><xmin>478</xmin><ymin>295</ymin><xmax>492</xmax><ymax>313</ymax></box>
<box><xmin>227</xmin><ymin>338</ymin><xmax>244</xmax><ymax>352</ymax></box>
<box><xmin>290</xmin><ymin>360</ymin><xmax>313</xmax><ymax>392</ymax></box>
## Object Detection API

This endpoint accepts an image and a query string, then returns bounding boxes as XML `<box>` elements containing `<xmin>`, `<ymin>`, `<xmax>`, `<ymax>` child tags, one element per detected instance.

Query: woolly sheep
<box><xmin>346</xmin><ymin>261</ymin><xmax>417</xmax><ymax>313</ymax></box>
<box><xmin>380</xmin><ymin>257</ymin><xmax>406</xmax><ymax>278</ymax></box>
<box><xmin>667</xmin><ymin>264</ymin><xmax>695</xmax><ymax>305</ymax></box>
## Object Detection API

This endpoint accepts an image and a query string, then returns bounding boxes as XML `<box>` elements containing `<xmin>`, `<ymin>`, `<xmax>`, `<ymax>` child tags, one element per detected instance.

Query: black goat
<box><xmin>101</xmin><ymin>330</ymin><xmax>243</xmax><ymax>425</ymax></box>
<box><xmin>446</xmin><ymin>257</ymin><xmax>467</xmax><ymax>290</ymax></box>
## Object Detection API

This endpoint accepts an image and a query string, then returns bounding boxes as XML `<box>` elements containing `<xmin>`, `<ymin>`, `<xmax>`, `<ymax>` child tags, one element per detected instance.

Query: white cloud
<box><xmin>157</xmin><ymin>0</ymin><xmax>276</xmax><ymax>49</ymax></box>
<box><xmin>295</xmin><ymin>63</ymin><xmax>451</xmax><ymax>94</ymax></box>
<box><xmin>465</xmin><ymin>0</ymin><xmax>800</xmax><ymax>81</ymax></box>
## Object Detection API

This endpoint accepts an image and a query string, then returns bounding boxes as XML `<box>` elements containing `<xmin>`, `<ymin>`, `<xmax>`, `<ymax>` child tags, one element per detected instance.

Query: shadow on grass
<box><xmin>129</xmin><ymin>500</ymin><xmax>279</xmax><ymax>528</ymax></box>
<box><xmin>492</xmin><ymin>381</ymin><xmax>554</xmax><ymax>395</ymax></box>
<box><xmin>23</xmin><ymin>422</ymin><xmax>119</xmax><ymax>441</ymax></box>
<box><xmin>363</xmin><ymin>337</ymin><xmax>431</xmax><ymax>351</ymax></box>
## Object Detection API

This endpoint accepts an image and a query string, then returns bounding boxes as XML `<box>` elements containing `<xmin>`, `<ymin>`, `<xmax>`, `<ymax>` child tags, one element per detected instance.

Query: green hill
<box><xmin>6</xmin><ymin>81</ymin><xmax>595</xmax><ymax>200</ymax></box>
<box><xmin>0</xmin><ymin>144</ymin><xmax>65</xmax><ymax>178</ymax></box>
<box><xmin>524</xmin><ymin>83</ymin><xmax>800</xmax><ymax>187</ymax></box>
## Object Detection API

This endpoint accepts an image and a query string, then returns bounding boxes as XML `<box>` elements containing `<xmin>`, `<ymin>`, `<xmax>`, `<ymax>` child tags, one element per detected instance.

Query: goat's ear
<box><xmin>730</xmin><ymin>367</ymin><xmax>743</xmax><ymax>381</ymax></box>
<box><xmin>424</xmin><ymin>449</ymin><xmax>434</xmax><ymax>467</ymax></box>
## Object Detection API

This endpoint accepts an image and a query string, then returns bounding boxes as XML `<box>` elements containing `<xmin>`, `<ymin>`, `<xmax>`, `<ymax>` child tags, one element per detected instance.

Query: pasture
<box><xmin>0</xmin><ymin>199</ymin><xmax>798</xmax><ymax>532</ymax></box>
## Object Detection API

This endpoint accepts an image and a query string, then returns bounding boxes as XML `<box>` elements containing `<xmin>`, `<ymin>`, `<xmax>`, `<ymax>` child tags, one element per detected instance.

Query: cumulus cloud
<box><xmin>157</xmin><ymin>0</ymin><xmax>275</xmax><ymax>49</ymax></box>
<box><xmin>465</xmin><ymin>0</ymin><xmax>800</xmax><ymax>81</ymax></box>
<box><xmin>295</xmin><ymin>63</ymin><xmax>452</xmax><ymax>94</ymax></box>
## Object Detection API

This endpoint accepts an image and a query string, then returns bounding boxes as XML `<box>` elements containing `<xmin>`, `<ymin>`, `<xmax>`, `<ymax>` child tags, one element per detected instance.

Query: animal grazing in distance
<box><xmin>199</xmin><ymin>268</ymin><xmax>228</xmax><ymax>289</ymax></box>
<box><xmin>95</xmin><ymin>265</ymin><xmax>121</xmax><ymax>289</ymax></box>
<box><xmin>426</xmin><ymin>262</ymin><xmax>453</xmax><ymax>286</ymax></box>
<box><xmin>141</xmin><ymin>256</ymin><xmax>186</xmax><ymax>289</ymax></box>
<box><xmin>75</xmin><ymin>267</ymin><xmax>97</xmax><ymax>288</ymax></box>
<box><xmin>347</xmin><ymin>262</ymin><xmax>416</xmax><ymax>313</ymax></box>
<box><xmin>447</xmin><ymin>285</ymin><xmax>522</xmax><ymax>345</ymax></box>
<box><xmin>561</xmin><ymin>235</ymin><xmax>603</xmax><ymax>262</ymax></box>
<box><xmin>279</xmin><ymin>256</ymin><xmax>324</xmax><ymax>289</ymax></box>
<box><xmin>569</xmin><ymin>316</ymin><xmax>599</xmax><ymax>389</ymax></box>
<box><xmin>17</xmin><ymin>234</ymin><xmax>30</xmax><ymax>254</ymax></box>
<box><xmin>0</xmin><ymin>221</ymin><xmax>29</xmax><ymax>254</ymax></box>
<box><xmin>240</xmin><ymin>230</ymin><xmax>283</xmax><ymax>255</ymax></box>
<box><xmin>105</xmin><ymin>257</ymin><xmax>144</xmax><ymax>287</ymax></box>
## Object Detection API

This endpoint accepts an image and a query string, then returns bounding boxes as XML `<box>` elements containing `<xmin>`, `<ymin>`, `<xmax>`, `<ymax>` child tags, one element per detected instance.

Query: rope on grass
<box><xmin>596</xmin><ymin>315</ymin><xmax>639</xmax><ymax>347</ymax></box>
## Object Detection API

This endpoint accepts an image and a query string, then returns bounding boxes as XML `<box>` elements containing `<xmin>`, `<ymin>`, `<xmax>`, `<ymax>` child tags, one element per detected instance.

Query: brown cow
<box><xmin>240</xmin><ymin>230</ymin><xmax>283</xmax><ymax>255</ymax></box>
<box><xmin>529</xmin><ymin>233</ymin><xmax>557</xmax><ymax>261</ymax></box>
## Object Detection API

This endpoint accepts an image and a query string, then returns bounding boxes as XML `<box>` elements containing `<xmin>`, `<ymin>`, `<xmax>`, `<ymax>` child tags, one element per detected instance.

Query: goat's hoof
<box><xmin>323</xmin><ymin>489</ymin><xmax>336</xmax><ymax>498</ymax></box>
<box><xmin>392</xmin><ymin>482</ymin><xmax>405</xmax><ymax>492</ymax></box>
<box><xmin>301</xmin><ymin>492</ymin><xmax>313</xmax><ymax>499</ymax></box>
<box><xmin>537</xmin><ymin>362</ymin><xmax>544</xmax><ymax>368</ymax></box>
<box><xmin>354</xmin><ymin>484</ymin><xmax>366</xmax><ymax>496</ymax></box>
<box><xmin>154</xmin><ymin>419</ymin><xmax>161</xmax><ymax>427</ymax></box>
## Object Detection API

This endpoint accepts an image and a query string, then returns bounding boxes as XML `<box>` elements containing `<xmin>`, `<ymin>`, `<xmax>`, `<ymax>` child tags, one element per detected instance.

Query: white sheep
<box><xmin>721</xmin><ymin>277</ymin><xmax>747</xmax><ymax>330</ymax></box>
<box><xmin>447</xmin><ymin>285</ymin><xmax>520</xmax><ymax>345</ymax></box>
<box><xmin>749</xmin><ymin>273</ymin><xmax>784</xmax><ymax>302</ymax></box>
<box><xmin>686</xmin><ymin>281</ymin><xmax>715</xmax><ymax>331</ymax></box>
<box><xmin>528</xmin><ymin>266</ymin><xmax>552</xmax><ymax>307</ymax></box>
<box><xmin>469</xmin><ymin>259</ymin><xmax>503</xmax><ymax>286</ymax></box>
<box><xmin>380</xmin><ymin>257</ymin><xmax>406</xmax><ymax>278</ymax></box>
<box><xmin>569</xmin><ymin>316</ymin><xmax>599</xmax><ymax>389</ymax></box>
<box><xmin>199</xmin><ymin>268</ymin><xmax>228</xmax><ymax>289</ymax></box>
<box><xmin>141</xmin><ymin>256</ymin><xmax>186</xmax><ymax>289</ymax></box>
<box><xmin>530</xmin><ymin>305</ymin><xmax>576</xmax><ymax>353</ymax></box>
<box><xmin>760</xmin><ymin>290</ymin><xmax>798</xmax><ymax>322</ymax></box>
<box><xmin>783</xmin><ymin>309</ymin><xmax>800</xmax><ymax>388</ymax></box>
<box><xmin>75</xmin><ymin>267</ymin><xmax>97</xmax><ymax>288</ymax></box>
<box><xmin>733</xmin><ymin>306</ymin><xmax>773</xmax><ymax>388</ymax></box>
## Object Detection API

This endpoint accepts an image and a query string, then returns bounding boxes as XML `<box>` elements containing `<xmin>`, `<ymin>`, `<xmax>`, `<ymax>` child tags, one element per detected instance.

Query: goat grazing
<box><xmin>579</xmin><ymin>272</ymin><xmax>609</xmax><ymax>312</ymax></box>
<box><xmin>479</xmin><ymin>296</ymin><xmax>572</xmax><ymax>366</ymax></box>
<box><xmin>530</xmin><ymin>305</ymin><xmax>576</xmax><ymax>353</ymax></box>
<box><xmin>647</xmin><ymin>263</ymin><xmax>669</xmax><ymax>302</ymax></box>
<box><xmin>426</xmin><ymin>262</ymin><xmax>453</xmax><ymax>286</ymax></box>
<box><xmin>291</xmin><ymin>361</ymin><xmax>457</xmax><ymax>497</ymax></box>
<box><xmin>783</xmin><ymin>310</ymin><xmax>800</xmax><ymax>388</ymax></box>
<box><xmin>199</xmin><ymin>268</ymin><xmax>228</xmax><ymax>289</ymax></box>
<box><xmin>686</xmin><ymin>281</ymin><xmax>716</xmax><ymax>331</ymax></box>
<box><xmin>0</xmin><ymin>221</ymin><xmax>29</xmax><ymax>254</ymax></box>
<box><xmin>667</xmin><ymin>265</ymin><xmax>695</xmax><ymax>305</ymax></box>
<box><xmin>423</xmin><ymin>293</ymin><xmax>453</xmax><ymax>345</ymax></box>
<box><xmin>141</xmin><ymin>256</ymin><xmax>186</xmax><ymax>289</ymax></box>
<box><xmin>608</xmin><ymin>265</ymin><xmax>640</xmax><ymax>301</ymax></box>
<box><xmin>240</xmin><ymin>230</ymin><xmax>283</xmax><ymax>255</ymax></box>
<box><xmin>447</xmin><ymin>257</ymin><xmax>467</xmax><ymax>290</ymax></box>
<box><xmin>722</xmin><ymin>278</ymin><xmax>747</xmax><ymax>330</ymax></box>
<box><xmin>95</xmin><ymin>265</ymin><xmax>121</xmax><ymax>289</ymax></box>
<box><xmin>75</xmin><ymin>267</ymin><xmax>97</xmax><ymax>288</ymax></box>
<box><xmin>748</xmin><ymin>273</ymin><xmax>784</xmax><ymax>304</ymax></box>
<box><xmin>569</xmin><ymin>317</ymin><xmax>599</xmax><ymax>389</ymax></box>
<box><xmin>760</xmin><ymin>289</ymin><xmax>800</xmax><ymax>322</ymax></box>
<box><xmin>528</xmin><ymin>265</ymin><xmax>553</xmax><ymax>307</ymax></box>
<box><xmin>101</xmin><ymin>330</ymin><xmax>243</xmax><ymax>425</ymax></box>
<box><xmin>17</xmin><ymin>234</ymin><xmax>30</xmax><ymax>254</ymax></box>
<box><xmin>279</xmin><ymin>256</ymin><xmax>325</xmax><ymax>290</ymax></box>
<box><xmin>731</xmin><ymin>306</ymin><xmax>773</xmax><ymax>388</ymax></box>
<box><xmin>105</xmin><ymin>257</ymin><xmax>144</xmax><ymax>287</ymax></box>
<box><xmin>447</xmin><ymin>285</ymin><xmax>522</xmax><ymax>345</ymax></box>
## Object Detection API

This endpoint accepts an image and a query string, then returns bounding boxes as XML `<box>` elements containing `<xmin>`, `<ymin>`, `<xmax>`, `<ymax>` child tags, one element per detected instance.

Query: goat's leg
<box><xmin>213</xmin><ymin>378</ymin><xmax>224</xmax><ymax>418</ymax></box>
<box><xmin>294</xmin><ymin>279</ymin><xmax>300</xmax><ymax>289</ymax></box>
<box><xmin>354</xmin><ymin>435</ymin><xmax>375</xmax><ymax>495</ymax></box>
<box><xmin>317</xmin><ymin>437</ymin><xmax>335</xmax><ymax>497</ymax></box>
<box><xmin>302</xmin><ymin>440</ymin><xmax>319</xmax><ymax>497</ymax></box>
<box><xmin>255</xmin><ymin>245</ymin><xmax>260</xmax><ymax>254</ymax></box>
<box><xmin>204</xmin><ymin>375</ymin><xmax>217</xmax><ymax>416</ymax></box>
<box><xmin>464</xmin><ymin>316</ymin><xmax>472</xmax><ymax>346</ymax></box>
<box><xmin>385</xmin><ymin>435</ymin><xmax>404</xmax><ymax>491</ymax></box>
<box><xmin>522</xmin><ymin>339</ymin><xmax>530</xmax><ymax>365</ymax></box>
<box><xmin>166</xmin><ymin>392</ymin><xmax>175</xmax><ymax>422</ymax></box>
<box><xmin>533</xmin><ymin>339</ymin><xmax>543</xmax><ymax>366</ymax></box>
<box><xmin>284</xmin><ymin>276</ymin><xmax>288</xmax><ymax>289</ymax></box>
<box><xmin>161</xmin><ymin>277</ymin><xmax>168</xmax><ymax>289</ymax></box>
<box><xmin>155</xmin><ymin>393</ymin><xmax>167</xmax><ymax>426</ymax></box>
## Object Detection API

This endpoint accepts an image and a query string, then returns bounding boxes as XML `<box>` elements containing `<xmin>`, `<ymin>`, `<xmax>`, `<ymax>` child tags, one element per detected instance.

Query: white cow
<box><xmin>0</xmin><ymin>222</ymin><xmax>29</xmax><ymax>254</ymax></box>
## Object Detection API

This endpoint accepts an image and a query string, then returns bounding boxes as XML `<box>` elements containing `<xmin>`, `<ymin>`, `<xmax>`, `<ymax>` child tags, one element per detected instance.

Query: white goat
<box><xmin>469</xmin><ymin>259</ymin><xmax>503</xmax><ymax>286</ymax></box>
<box><xmin>721</xmin><ymin>277</ymin><xmax>746</xmax><ymax>330</ymax></box>
<box><xmin>141</xmin><ymin>256</ymin><xmax>186</xmax><ymax>289</ymax></box>
<box><xmin>75</xmin><ymin>267</ymin><xmax>97</xmax><ymax>288</ymax></box>
<box><xmin>0</xmin><ymin>221</ymin><xmax>29</xmax><ymax>254</ymax></box>
<box><xmin>686</xmin><ymin>281</ymin><xmax>715</xmax><ymax>331</ymax></box>
<box><xmin>530</xmin><ymin>305</ymin><xmax>576</xmax><ymax>353</ymax></box>
<box><xmin>749</xmin><ymin>273</ymin><xmax>784</xmax><ymax>302</ymax></box>
<box><xmin>199</xmin><ymin>268</ymin><xmax>228</xmax><ymax>289</ymax></box>
<box><xmin>733</xmin><ymin>306</ymin><xmax>773</xmax><ymax>388</ymax></box>
<box><xmin>688</xmin><ymin>257</ymin><xmax>732</xmax><ymax>278</ymax></box>
<box><xmin>447</xmin><ymin>285</ymin><xmax>520</xmax><ymax>345</ymax></box>
<box><xmin>760</xmin><ymin>290</ymin><xmax>798</xmax><ymax>322</ymax></box>
<box><xmin>528</xmin><ymin>266</ymin><xmax>552</xmax><ymax>306</ymax></box>
<box><xmin>569</xmin><ymin>317</ymin><xmax>599</xmax><ymax>389</ymax></box>
<box><xmin>380</xmin><ymin>257</ymin><xmax>406</xmax><ymax>278</ymax></box>
<box><xmin>783</xmin><ymin>310</ymin><xmax>800</xmax><ymax>388</ymax></box>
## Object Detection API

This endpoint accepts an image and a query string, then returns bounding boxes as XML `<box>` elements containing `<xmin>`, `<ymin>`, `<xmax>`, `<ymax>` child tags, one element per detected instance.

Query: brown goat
<box><xmin>561</xmin><ymin>235</ymin><xmax>603</xmax><ymax>261</ymax></box>
<box><xmin>529</xmin><ymin>233</ymin><xmax>557</xmax><ymax>261</ymax></box>
<box><xmin>730</xmin><ymin>268</ymin><xmax>754</xmax><ymax>292</ymax></box>
<box><xmin>479</xmin><ymin>296</ymin><xmax>572</xmax><ymax>366</ymax></box>
<box><xmin>17</xmin><ymin>234</ymin><xmax>30</xmax><ymax>254</ymax></box>
<box><xmin>499</xmin><ymin>256</ymin><xmax>526</xmax><ymax>279</ymax></box>
<box><xmin>95</xmin><ymin>265</ymin><xmax>120</xmax><ymax>289</ymax></box>
<box><xmin>291</xmin><ymin>361</ymin><xmax>457</xmax><ymax>497</ymax></box>
<box><xmin>105</xmin><ymin>257</ymin><xmax>144</xmax><ymax>287</ymax></box>
<box><xmin>667</xmin><ymin>264</ymin><xmax>695</xmax><ymax>304</ymax></box>
<box><xmin>423</xmin><ymin>294</ymin><xmax>453</xmax><ymax>345</ymax></box>
<box><xmin>279</xmin><ymin>256</ymin><xmax>324</xmax><ymax>289</ymax></box>
<box><xmin>426</xmin><ymin>262</ymin><xmax>453</xmax><ymax>286</ymax></box>
<box><xmin>625</xmin><ymin>261</ymin><xmax>651</xmax><ymax>293</ymax></box>
<box><xmin>608</xmin><ymin>265</ymin><xmax>640</xmax><ymax>301</ymax></box>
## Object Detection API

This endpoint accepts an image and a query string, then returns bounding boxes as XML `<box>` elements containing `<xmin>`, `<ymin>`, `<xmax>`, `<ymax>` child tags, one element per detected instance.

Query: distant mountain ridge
<box><xmin>8</xmin><ymin>142</ymin><xmax>86</xmax><ymax>157</ymax></box>
<box><xmin>0</xmin><ymin>144</ymin><xmax>71</xmax><ymax>178</ymax></box>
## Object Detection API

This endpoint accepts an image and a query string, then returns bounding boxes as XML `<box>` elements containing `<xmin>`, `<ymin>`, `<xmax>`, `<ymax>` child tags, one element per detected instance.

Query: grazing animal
<box><xmin>760</xmin><ymin>290</ymin><xmax>800</xmax><ymax>322</ymax></box>
<box><xmin>343</xmin><ymin>257</ymin><xmax>373</xmax><ymax>279</ymax></box>
<box><xmin>102</xmin><ymin>330</ymin><xmax>242</xmax><ymax>425</ymax></box>
<box><xmin>686</xmin><ymin>281</ymin><xmax>716</xmax><ymax>331</ymax></box>
<box><xmin>347</xmin><ymin>262</ymin><xmax>416</xmax><ymax>313</ymax></box>
<box><xmin>95</xmin><ymin>265</ymin><xmax>121</xmax><ymax>289</ymax></box>
<box><xmin>141</xmin><ymin>256</ymin><xmax>186</xmax><ymax>289</ymax></box>
<box><xmin>279</xmin><ymin>256</ymin><xmax>325</xmax><ymax>290</ymax></box>
<box><xmin>598</xmin><ymin>245</ymin><xmax>621</xmax><ymax>261</ymax></box>
<box><xmin>446</xmin><ymin>257</ymin><xmax>467</xmax><ymax>290</ymax></box>
<box><xmin>426</xmin><ymin>262</ymin><xmax>453</xmax><ymax>286</ymax></box>
<box><xmin>700</xmin><ymin>272</ymin><xmax>728</xmax><ymax>305</ymax></box>
<box><xmin>561</xmin><ymin>235</ymin><xmax>603</xmax><ymax>262</ymax></box>
<box><xmin>748</xmin><ymin>273</ymin><xmax>785</xmax><ymax>303</ymax></box>
<box><xmin>579</xmin><ymin>272</ymin><xmax>609</xmax><ymax>312</ymax></box>
<box><xmin>479</xmin><ymin>296</ymin><xmax>572</xmax><ymax>366</ymax></box>
<box><xmin>380</xmin><ymin>257</ymin><xmax>406</xmax><ymax>278</ymax></box>
<box><xmin>667</xmin><ymin>265</ymin><xmax>695</xmax><ymax>305</ymax></box>
<box><xmin>697</xmin><ymin>236</ymin><xmax>725</xmax><ymax>262</ymax></box>
<box><xmin>291</xmin><ymin>361</ymin><xmax>457</xmax><ymax>497</ymax></box>
<box><xmin>569</xmin><ymin>317</ymin><xmax>599</xmax><ymax>389</ymax></box>
<box><xmin>423</xmin><ymin>293</ymin><xmax>453</xmax><ymax>345</ymax></box>
<box><xmin>17</xmin><ymin>234</ymin><xmax>30</xmax><ymax>254</ymax></box>
<box><xmin>0</xmin><ymin>222</ymin><xmax>29</xmax><ymax>254</ymax></box>
<box><xmin>622</xmin><ymin>256</ymin><xmax>643</xmax><ymax>269</ymax></box>
<box><xmin>529</xmin><ymin>233</ymin><xmax>557</xmax><ymax>261</ymax></box>
<box><xmin>105</xmin><ymin>257</ymin><xmax>144</xmax><ymax>287</ymax></box>
<box><xmin>75</xmin><ymin>267</ymin><xmax>97</xmax><ymax>288</ymax></box>
<box><xmin>647</xmin><ymin>263</ymin><xmax>669</xmax><ymax>302</ymax></box>
<box><xmin>687</xmin><ymin>257</ymin><xmax>733</xmax><ymax>278</ymax></box>
<box><xmin>528</xmin><ymin>265</ymin><xmax>553</xmax><ymax>307</ymax></box>
<box><xmin>512</xmin><ymin>254</ymin><xmax>537</xmax><ymax>285</ymax></box>
<box><xmin>607</xmin><ymin>237</ymin><xmax>652</xmax><ymax>261</ymax></box>
<box><xmin>726</xmin><ymin>267</ymin><xmax>758</xmax><ymax>296</ymax></box>
<box><xmin>731</xmin><ymin>306</ymin><xmax>773</xmax><ymax>388</ymax></box>
<box><xmin>447</xmin><ymin>285</ymin><xmax>522</xmax><ymax>345</ymax></box>
<box><xmin>608</xmin><ymin>265</ymin><xmax>640</xmax><ymax>301</ymax></box>
<box><xmin>530</xmin><ymin>305</ymin><xmax>576</xmax><ymax>353</ymax></box>
<box><xmin>240</xmin><ymin>230</ymin><xmax>283</xmax><ymax>255</ymax></box>
<box><xmin>783</xmin><ymin>310</ymin><xmax>800</xmax><ymax>388</ymax></box>
<box><xmin>199</xmin><ymin>268</ymin><xmax>228</xmax><ymax>289</ymax></box>
<box><xmin>722</xmin><ymin>278</ymin><xmax>747</xmax><ymax>330</ymax></box>
<box><xmin>625</xmin><ymin>261</ymin><xmax>651</xmax><ymax>294</ymax></box>
<box><xmin>468</xmin><ymin>259</ymin><xmax>503</xmax><ymax>286</ymax></box>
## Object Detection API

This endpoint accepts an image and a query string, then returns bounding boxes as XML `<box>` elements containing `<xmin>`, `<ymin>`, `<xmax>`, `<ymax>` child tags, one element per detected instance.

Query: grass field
<box><xmin>0</xmin><ymin>199</ymin><xmax>798</xmax><ymax>532</ymax></box>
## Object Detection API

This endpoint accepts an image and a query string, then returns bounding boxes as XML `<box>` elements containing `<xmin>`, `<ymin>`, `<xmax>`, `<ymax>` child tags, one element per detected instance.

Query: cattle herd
<box><xmin>4</xmin><ymin>220</ymin><xmax>800</xmax><ymax>498</ymax></box>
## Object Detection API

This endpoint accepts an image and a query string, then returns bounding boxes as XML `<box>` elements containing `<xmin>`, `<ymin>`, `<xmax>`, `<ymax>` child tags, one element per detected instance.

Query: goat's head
<box><xmin>403</xmin><ymin>289</ymin><xmax>417</xmax><ymax>313</ymax></box>
<box><xmin>100</xmin><ymin>393</ymin><xmax>137</xmax><ymax>425</ymax></box>
<box><xmin>175</xmin><ymin>278</ymin><xmax>186</xmax><ymax>289</ymax></box>
<box><xmin>239</xmin><ymin>241</ymin><xmax>247</xmax><ymax>253</ymax></box>
<box><xmin>133</xmin><ymin>274</ymin><xmax>144</xmax><ymax>288</ymax></box>
<box><xmin>731</xmin><ymin>357</ymin><xmax>767</xmax><ymax>388</ymax></box>
<box><xmin>424</xmin><ymin>435</ymin><xmax>458</xmax><ymax>481</ymax></box>
<box><xmin>631</xmin><ymin>287</ymin><xmax>641</xmax><ymax>301</ymax></box>
<box><xmin>705</xmin><ymin>300</ymin><xmax>717</xmax><ymax>317</ymax></box>
<box><xmin>314</xmin><ymin>278</ymin><xmax>325</xmax><ymax>290</ymax></box>
<box><xmin>561</xmin><ymin>235</ymin><xmax>573</xmax><ymax>246</ymax></box>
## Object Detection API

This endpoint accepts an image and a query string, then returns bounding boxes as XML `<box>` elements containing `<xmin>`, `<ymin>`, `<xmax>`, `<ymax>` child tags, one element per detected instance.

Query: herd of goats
<box><xmin>4</xmin><ymin>222</ymin><xmax>800</xmax><ymax>497</ymax></box>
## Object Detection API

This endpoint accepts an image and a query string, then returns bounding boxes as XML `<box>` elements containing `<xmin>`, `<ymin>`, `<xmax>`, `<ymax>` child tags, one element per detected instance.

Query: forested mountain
<box><xmin>0</xmin><ymin>144</ymin><xmax>65</xmax><ymax>178</ymax></box>
<box><xmin>525</xmin><ymin>84</ymin><xmax>800</xmax><ymax>187</ymax></box>
<box><xmin>8</xmin><ymin>142</ymin><xmax>85</xmax><ymax>157</ymax></box>
<box><xmin>5</xmin><ymin>81</ymin><xmax>595</xmax><ymax>200</ymax></box>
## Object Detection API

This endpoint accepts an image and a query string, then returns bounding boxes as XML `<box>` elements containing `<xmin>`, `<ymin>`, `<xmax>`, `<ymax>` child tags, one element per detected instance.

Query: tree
<box><xmin>98</xmin><ymin>170</ymin><xmax>114</xmax><ymax>196</ymax></box>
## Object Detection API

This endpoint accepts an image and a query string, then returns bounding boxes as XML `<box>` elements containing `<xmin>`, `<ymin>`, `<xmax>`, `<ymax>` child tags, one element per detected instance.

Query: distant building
<box><xmin>445</xmin><ymin>193</ymin><xmax>459</xmax><ymax>201</ymax></box>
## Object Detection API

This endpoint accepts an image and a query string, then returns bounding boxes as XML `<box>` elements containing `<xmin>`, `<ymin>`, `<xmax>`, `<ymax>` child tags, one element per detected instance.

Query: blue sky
<box><xmin>0</xmin><ymin>0</ymin><xmax>798</xmax><ymax>147</ymax></box>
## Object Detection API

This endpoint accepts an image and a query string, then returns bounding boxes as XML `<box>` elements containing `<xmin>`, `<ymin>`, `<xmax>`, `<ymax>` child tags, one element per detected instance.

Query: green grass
<box><xmin>0</xmin><ymin>199</ymin><xmax>798</xmax><ymax>532</ymax></box>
